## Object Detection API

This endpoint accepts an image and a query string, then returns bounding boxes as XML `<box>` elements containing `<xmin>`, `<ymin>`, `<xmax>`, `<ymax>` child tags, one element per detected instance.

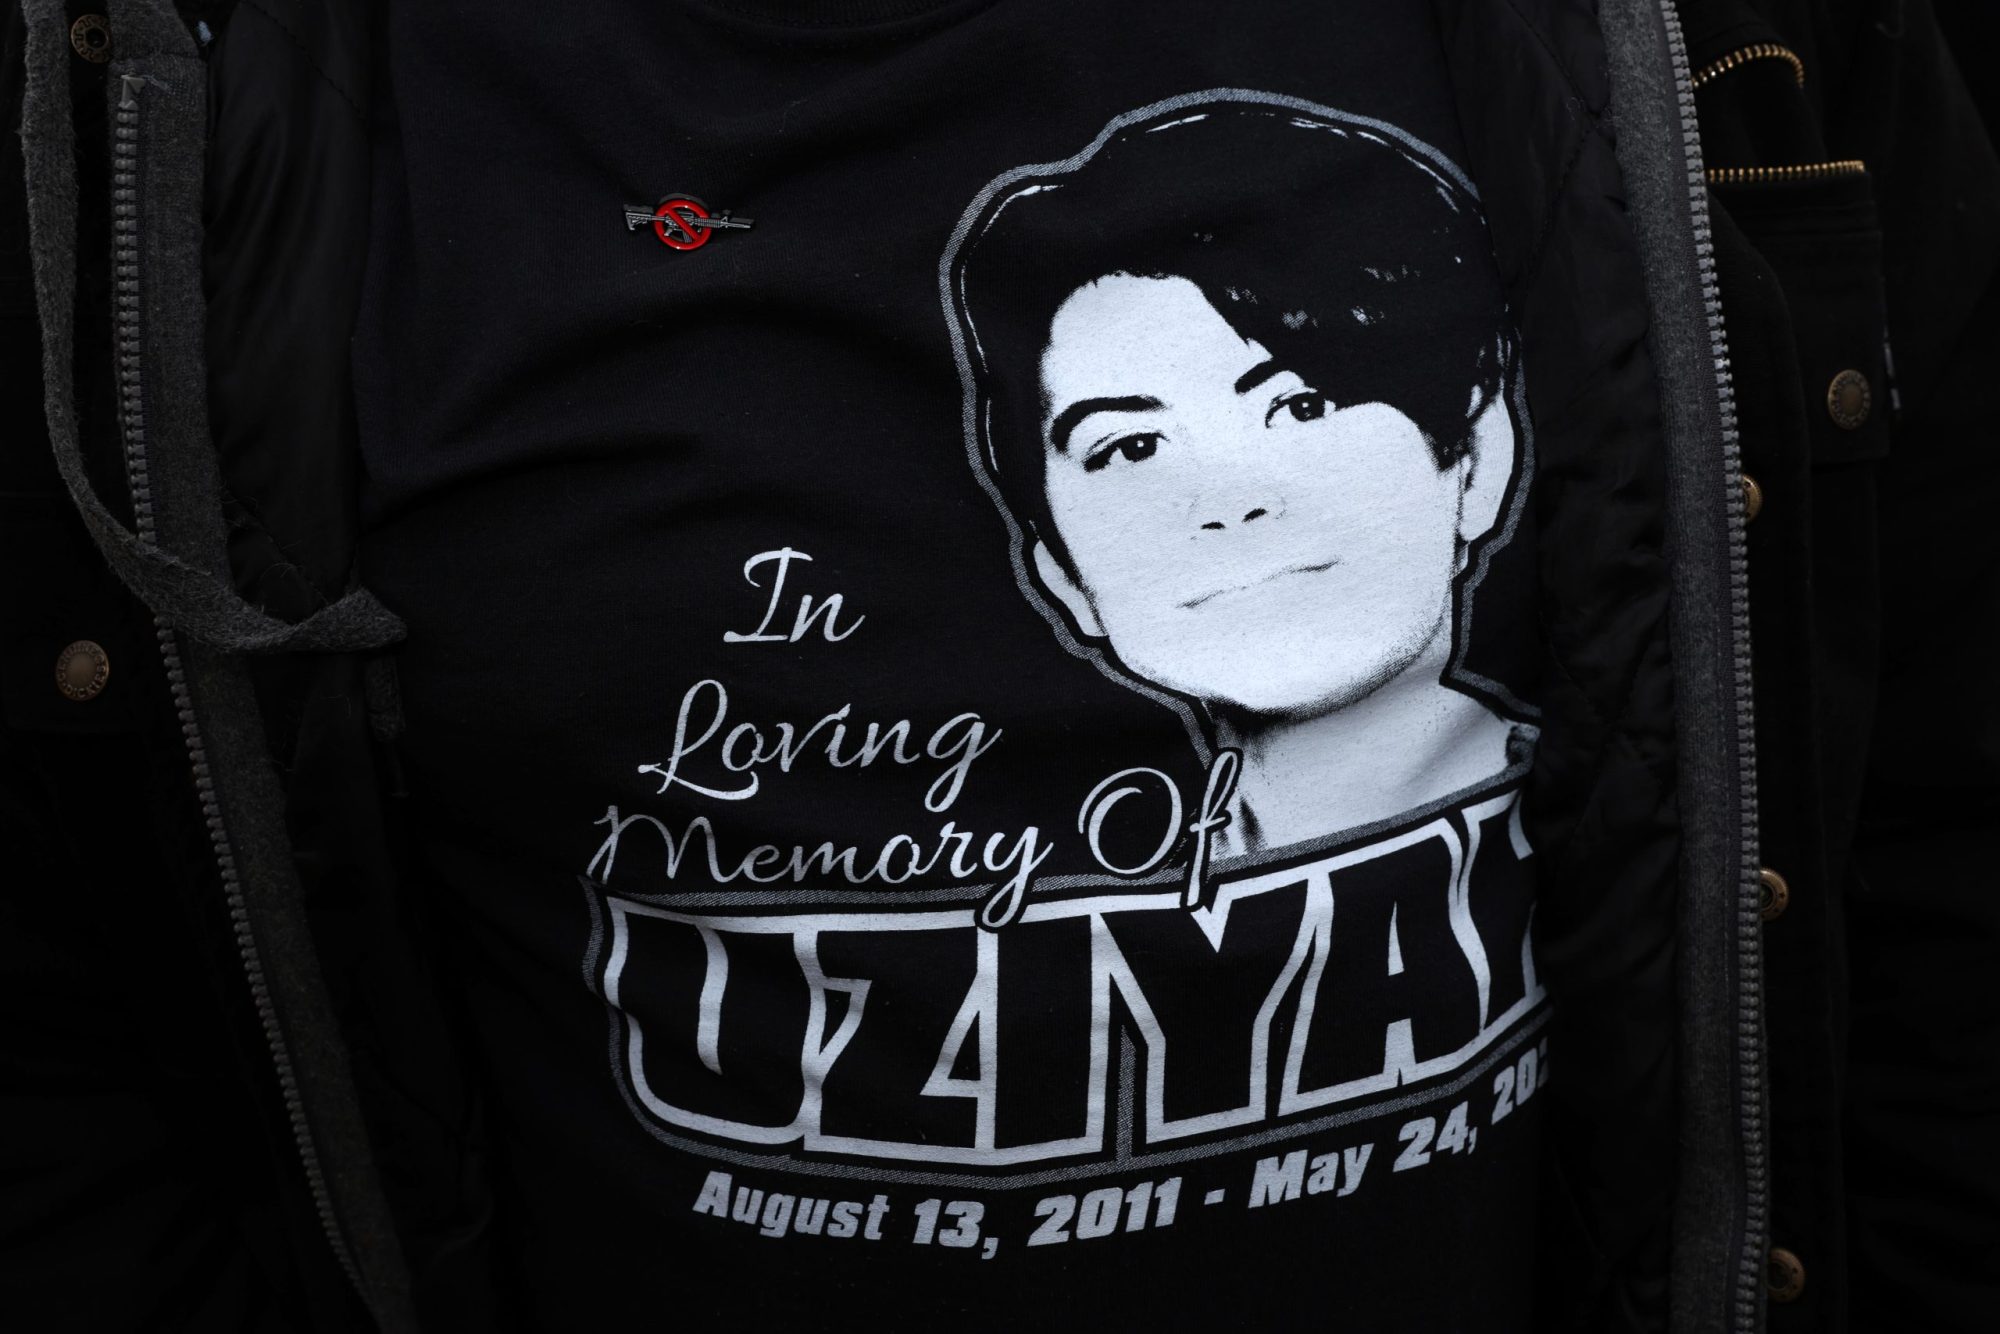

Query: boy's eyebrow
<box><xmin>1048</xmin><ymin>395</ymin><xmax>1162</xmax><ymax>452</ymax></box>
<box><xmin>1233</xmin><ymin>358</ymin><xmax>1282</xmax><ymax>395</ymax></box>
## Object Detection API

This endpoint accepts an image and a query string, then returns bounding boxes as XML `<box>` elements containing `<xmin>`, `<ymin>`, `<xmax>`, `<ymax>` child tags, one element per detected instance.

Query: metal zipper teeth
<box><xmin>1691</xmin><ymin>41</ymin><xmax>1805</xmax><ymax>89</ymax></box>
<box><xmin>1706</xmin><ymin>159</ymin><xmax>1868</xmax><ymax>187</ymax></box>
<box><xmin>111</xmin><ymin>73</ymin><xmax>367</xmax><ymax>1298</ymax></box>
<box><xmin>1656</xmin><ymin>9</ymin><xmax>1771</xmax><ymax>1333</ymax></box>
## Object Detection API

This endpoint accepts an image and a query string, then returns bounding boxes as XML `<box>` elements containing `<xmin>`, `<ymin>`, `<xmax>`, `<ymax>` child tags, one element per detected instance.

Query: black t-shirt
<box><xmin>354</xmin><ymin>1</ymin><xmax>1550</xmax><ymax>1327</ymax></box>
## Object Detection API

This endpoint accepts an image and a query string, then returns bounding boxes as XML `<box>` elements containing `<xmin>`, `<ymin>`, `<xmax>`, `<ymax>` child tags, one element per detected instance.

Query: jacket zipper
<box><xmin>111</xmin><ymin>72</ymin><xmax>368</xmax><ymax>1299</ymax></box>
<box><xmin>1706</xmin><ymin>159</ymin><xmax>1869</xmax><ymax>187</ymax></box>
<box><xmin>1692</xmin><ymin>41</ymin><xmax>1805</xmax><ymax>89</ymax></box>
<box><xmin>1657</xmin><ymin>7</ymin><xmax>1773</xmax><ymax>1331</ymax></box>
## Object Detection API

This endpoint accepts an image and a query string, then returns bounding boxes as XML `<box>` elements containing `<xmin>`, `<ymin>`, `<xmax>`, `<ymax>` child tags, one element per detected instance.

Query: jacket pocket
<box><xmin>1713</xmin><ymin>172</ymin><xmax>1892</xmax><ymax>466</ymax></box>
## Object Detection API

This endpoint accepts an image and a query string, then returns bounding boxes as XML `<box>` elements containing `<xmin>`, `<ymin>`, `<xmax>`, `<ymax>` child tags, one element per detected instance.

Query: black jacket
<box><xmin>3</xmin><ymin>1</ymin><xmax>1994</xmax><ymax>1331</ymax></box>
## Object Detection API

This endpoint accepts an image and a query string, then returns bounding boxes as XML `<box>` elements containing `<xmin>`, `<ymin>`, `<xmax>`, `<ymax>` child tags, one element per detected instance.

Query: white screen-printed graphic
<box><xmin>585</xmin><ymin>89</ymin><xmax>1546</xmax><ymax>1186</ymax></box>
<box><xmin>941</xmin><ymin>87</ymin><xmax>1537</xmax><ymax>860</ymax></box>
<box><xmin>588</xmin><ymin>780</ymin><xmax>1541</xmax><ymax>1172</ymax></box>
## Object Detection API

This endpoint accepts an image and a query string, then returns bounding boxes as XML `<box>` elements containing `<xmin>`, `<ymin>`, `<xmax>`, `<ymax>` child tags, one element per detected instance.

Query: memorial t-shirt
<box><xmin>353</xmin><ymin>1</ymin><xmax>1552</xmax><ymax>1327</ymax></box>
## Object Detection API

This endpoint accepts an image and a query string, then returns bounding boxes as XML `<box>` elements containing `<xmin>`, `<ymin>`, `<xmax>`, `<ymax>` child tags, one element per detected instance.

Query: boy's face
<box><xmin>1031</xmin><ymin>274</ymin><xmax>1468</xmax><ymax>719</ymax></box>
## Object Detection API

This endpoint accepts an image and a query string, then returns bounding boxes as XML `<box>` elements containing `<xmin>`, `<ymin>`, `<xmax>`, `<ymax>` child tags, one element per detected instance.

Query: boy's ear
<box><xmin>1457</xmin><ymin>389</ymin><xmax>1516</xmax><ymax>546</ymax></box>
<box><xmin>1031</xmin><ymin>540</ymin><xmax>1105</xmax><ymax>639</ymax></box>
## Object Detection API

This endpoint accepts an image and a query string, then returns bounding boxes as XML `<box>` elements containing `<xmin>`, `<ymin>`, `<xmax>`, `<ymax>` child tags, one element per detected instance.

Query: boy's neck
<box><xmin>1215</xmin><ymin>633</ymin><xmax>1514</xmax><ymax>854</ymax></box>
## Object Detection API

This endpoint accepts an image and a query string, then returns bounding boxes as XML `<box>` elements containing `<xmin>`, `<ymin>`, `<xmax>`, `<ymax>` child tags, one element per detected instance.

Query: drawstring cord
<box><xmin>18</xmin><ymin>13</ymin><xmax>404</xmax><ymax>656</ymax></box>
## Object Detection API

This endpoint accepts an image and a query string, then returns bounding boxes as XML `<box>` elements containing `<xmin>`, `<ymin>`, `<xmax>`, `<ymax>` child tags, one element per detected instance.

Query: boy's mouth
<box><xmin>1178</xmin><ymin>557</ymin><xmax>1340</xmax><ymax>609</ymax></box>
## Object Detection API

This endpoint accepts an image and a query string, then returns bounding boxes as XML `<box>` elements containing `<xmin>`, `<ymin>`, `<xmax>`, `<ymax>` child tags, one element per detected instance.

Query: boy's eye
<box><xmin>1269</xmin><ymin>389</ymin><xmax>1329</xmax><ymax>425</ymax></box>
<box><xmin>1084</xmin><ymin>432</ymin><xmax>1163</xmax><ymax>473</ymax></box>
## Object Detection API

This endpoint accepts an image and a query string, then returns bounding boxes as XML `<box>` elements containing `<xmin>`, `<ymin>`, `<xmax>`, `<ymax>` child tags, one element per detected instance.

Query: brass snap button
<box><xmin>1742</xmin><ymin>473</ymin><xmax>1764</xmax><ymax>523</ymax></box>
<box><xmin>55</xmin><ymin>639</ymin><xmax>111</xmax><ymax>702</ymax></box>
<box><xmin>1759</xmin><ymin>867</ymin><xmax>1791</xmax><ymax>921</ymax></box>
<box><xmin>1827</xmin><ymin>369</ymin><xmax>1871</xmax><ymax>430</ymax></box>
<box><xmin>1766</xmin><ymin>1246</ymin><xmax>1806</xmax><ymax>1303</ymax></box>
<box><xmin>69</xmin><ymin>14</ymin><xmax>112</xmax><ymax>63</ymax></box>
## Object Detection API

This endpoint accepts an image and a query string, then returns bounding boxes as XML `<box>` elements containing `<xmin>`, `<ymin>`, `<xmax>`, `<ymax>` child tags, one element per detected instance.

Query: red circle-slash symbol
<box><xmin>653</xmin><ymin>196</ymin><xmax>713</xmax><ymax>251</ymax></box>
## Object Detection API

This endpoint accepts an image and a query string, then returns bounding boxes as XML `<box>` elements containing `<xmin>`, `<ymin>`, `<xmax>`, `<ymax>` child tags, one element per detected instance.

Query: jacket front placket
<box><xmin>1602</xmin><ymin>1</ymin><xmax>1772</xmax><ymax>1330</ymax></box>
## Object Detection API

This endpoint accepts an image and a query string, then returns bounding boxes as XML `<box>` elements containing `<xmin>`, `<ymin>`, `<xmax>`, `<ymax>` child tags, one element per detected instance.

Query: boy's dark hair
<box><xmin>945</xmin><ymin>95</ymin><xmax>1511</xmax><ymax>570</ymax></box>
